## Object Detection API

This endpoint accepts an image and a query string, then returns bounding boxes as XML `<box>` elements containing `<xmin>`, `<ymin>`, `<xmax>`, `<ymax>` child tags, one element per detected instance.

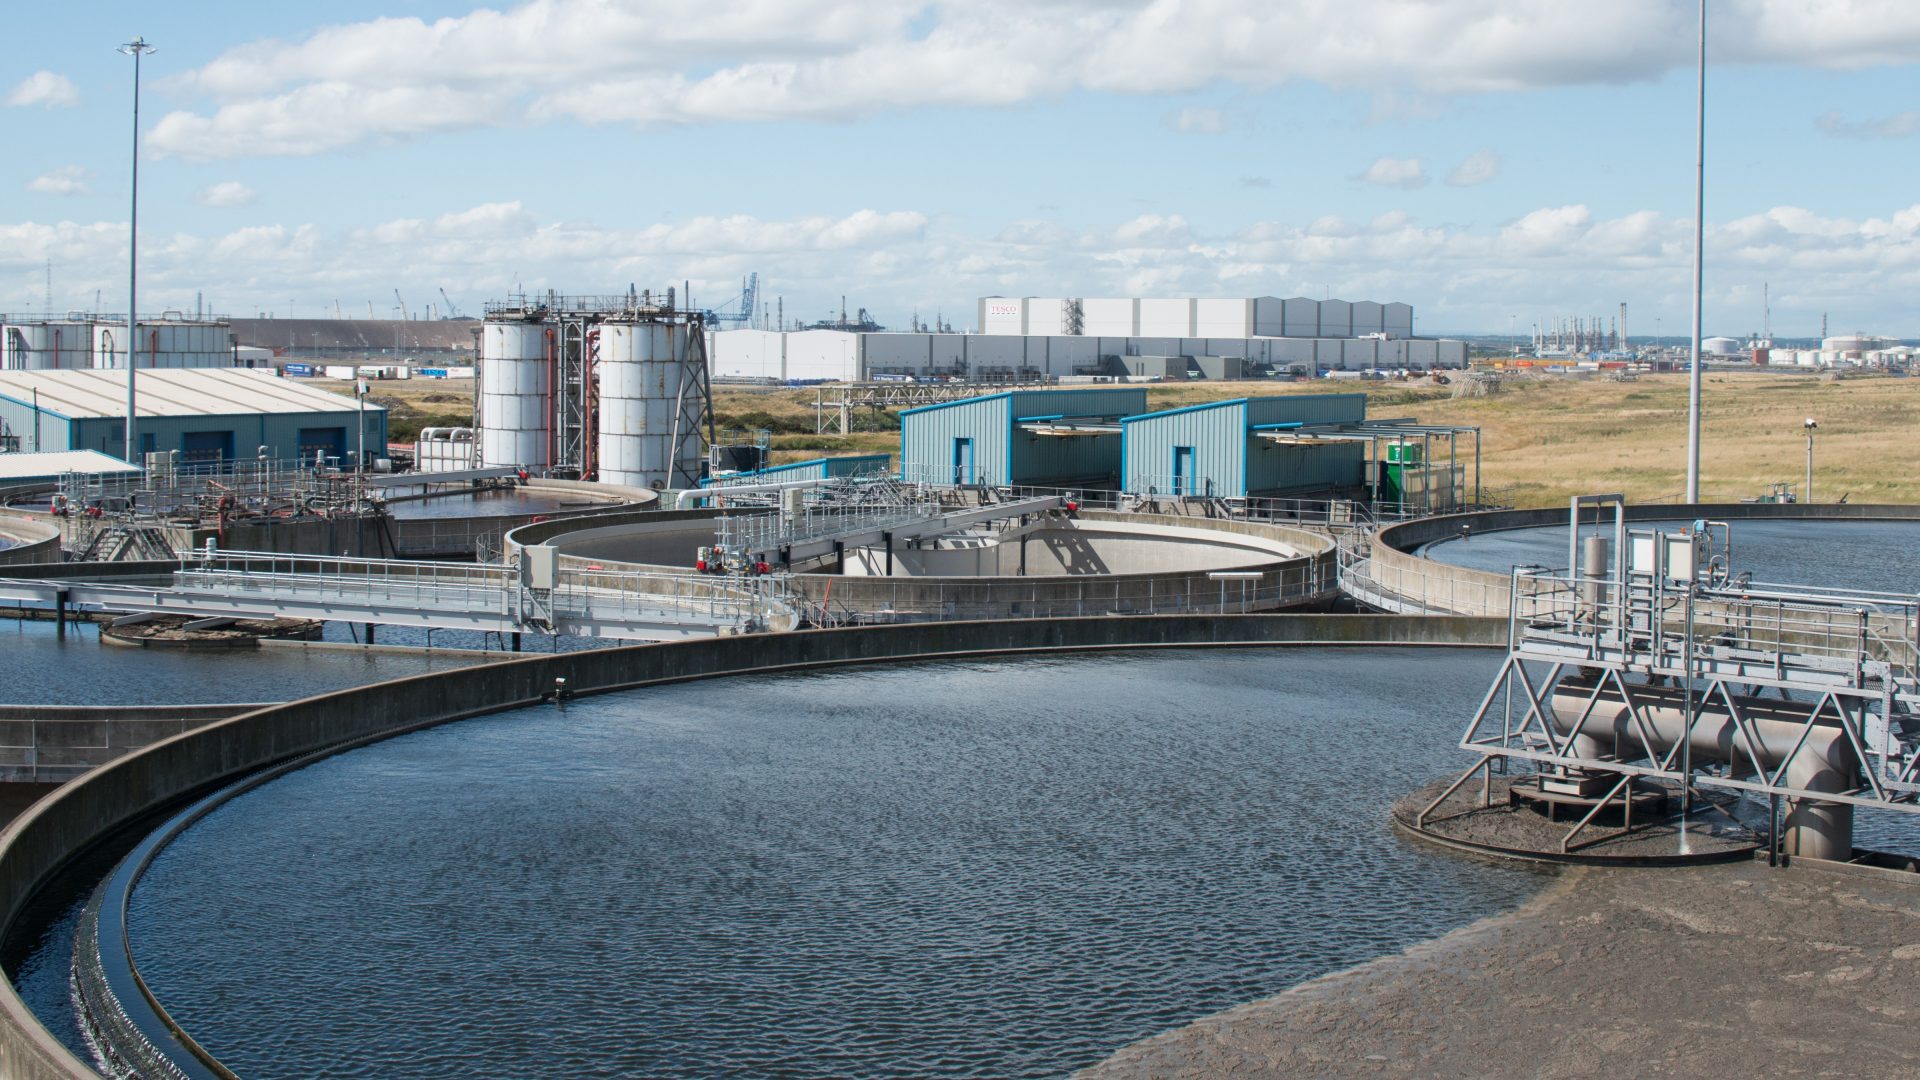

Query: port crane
<box><xmin>703</xmin><ymin>273</ymin><xmax>760</xmax><ymax>329</ymax></box>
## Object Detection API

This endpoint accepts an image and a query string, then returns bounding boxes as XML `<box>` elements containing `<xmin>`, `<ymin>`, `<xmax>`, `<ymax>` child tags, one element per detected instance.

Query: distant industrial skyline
<box><xmin>5</xmin><ymin>1</ymin><xmax>1920</xmax><ymax>336</ymax></box>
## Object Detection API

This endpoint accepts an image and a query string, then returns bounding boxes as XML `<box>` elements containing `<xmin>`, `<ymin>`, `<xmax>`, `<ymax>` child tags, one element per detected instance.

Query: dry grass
<box><xmin>357</xmin><ymin>372</ymin><xmax>1920</xmax><ymax>507</ymax></box>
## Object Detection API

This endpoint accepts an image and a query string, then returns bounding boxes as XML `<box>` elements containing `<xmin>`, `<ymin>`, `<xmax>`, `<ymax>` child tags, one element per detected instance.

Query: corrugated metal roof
<box><xmin>0</xmin><ymin>450</ymin><xmax>141</xmax><ymax>479</ymax></box>
<box><xmin>0</xmin><ymin>369</ymin><xmax>380</xmax><ymax>419</ymax></box>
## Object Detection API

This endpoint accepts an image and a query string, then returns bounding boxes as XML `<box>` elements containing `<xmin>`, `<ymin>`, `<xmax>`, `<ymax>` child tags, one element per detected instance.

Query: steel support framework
<box><xmin>1428</xmin><ymin>534</ymin><xmax>1920</xmax><ymax>854</ymax></box>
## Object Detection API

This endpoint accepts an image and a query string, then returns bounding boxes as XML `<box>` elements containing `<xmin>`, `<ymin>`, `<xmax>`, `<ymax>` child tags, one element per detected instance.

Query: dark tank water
<box><xmin>0</xmin><ymin>617</ymin><xmax>491</xmax><ymax>703</ymax></box>
<box><xmin>1421</xmin><ymin>518</ymin><xmax>1920</xmax><ymax>595</ymax></box>
<box><xmin>383</xmin><ymin>488</ymin><xmax>621</xmax><ymax>519</ymax></box>
<box><xmin>122</xmin><ymin>648</ymin><xmax>1541</xmax><ymax>1079</ymax></box>
<box><xmin>1</xmin><ymin>616</ymin><xmax>498</xmax><ymax>1062</ymax></box>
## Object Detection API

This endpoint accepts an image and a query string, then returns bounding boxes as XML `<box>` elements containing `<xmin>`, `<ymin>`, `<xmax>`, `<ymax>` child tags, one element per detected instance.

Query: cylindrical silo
<box><xmin>479</xmin><ymin>321</ymin><xmax>551</xmax><ymax>469</ymax></box>
<box><xmin>598</xmin><ymin>320</ymin><xmax>699</xmax><ymax>489</ymax></box>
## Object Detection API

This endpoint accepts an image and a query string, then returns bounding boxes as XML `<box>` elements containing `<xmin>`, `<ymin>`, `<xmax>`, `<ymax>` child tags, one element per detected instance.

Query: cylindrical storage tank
<box><xmin>92</xmin><ymin>320</ymin><xmax>231</xmax><ymax>368</ymax></box>
<box><xmin>598</xmin><ymin>320</ymin><xmax>698</xmax><ymax>489</ymax></box>
<box><xmin>3</xmin><ymin>322</ymin><xmax>93</xmax><ymax>369</ymax></box>
<box><xmin>479</xmin><ymin>321</ymin><xmax>551</xmax><ymax>470</ymax></box>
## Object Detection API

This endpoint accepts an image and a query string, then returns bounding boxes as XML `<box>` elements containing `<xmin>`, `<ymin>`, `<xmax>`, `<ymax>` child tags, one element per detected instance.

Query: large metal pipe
<box><xmin>1551</xmin><ymin>683</ymin><xmax>1857</xmax><ymax>861</ymax></box>
<box><xmin>673</xmin><ymin>477</ymin><xmax>832</xmax><ymax>509</ymax></box>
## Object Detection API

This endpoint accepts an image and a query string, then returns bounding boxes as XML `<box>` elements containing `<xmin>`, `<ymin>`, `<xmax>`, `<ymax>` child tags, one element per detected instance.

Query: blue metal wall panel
<box><xmin>1121</xmin><ymin>399</ymin><xmax>1247</xmax><ymax>496</ymax></box>
<box><xmin>1244</xmin><ymin>393</ymin><xmax>1367</xmax><ymax>427</ymax></box>
<box><xmin>1007</xmin><ymin>387</ymin><xmax>1146</xmax><ymax>420</ymax></box>
<box><xmin>1247</xmin><ymin>440</ymin><xmax>1365</xmax><ymax>494</ymax></box>
<box><xmin>900</xmin><ymin>394</ymin><xmax>1011</xmax><ymax>485</ymax></box>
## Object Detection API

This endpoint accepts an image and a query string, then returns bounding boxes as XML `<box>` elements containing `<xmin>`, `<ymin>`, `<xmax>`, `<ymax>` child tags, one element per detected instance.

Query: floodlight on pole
<box><xmin>118</xmin><ymin>35</ymin><xmax>156</xmax><ymax>463</ymax></box>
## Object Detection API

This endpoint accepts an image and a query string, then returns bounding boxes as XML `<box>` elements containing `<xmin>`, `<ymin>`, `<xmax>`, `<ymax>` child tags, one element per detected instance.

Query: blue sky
<box><xmin>5</xmin><ymin>1</ymin><xmax>1919</xmax><ymax>337</ymax></box>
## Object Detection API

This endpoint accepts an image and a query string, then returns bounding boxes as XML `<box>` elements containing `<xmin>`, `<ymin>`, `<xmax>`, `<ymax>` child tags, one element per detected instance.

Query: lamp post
<box><xmin>1684</xmin><ymin>0</ymin><xmax>1707</xmax><ymax>503</ymax></box>
<box><xmin>1803</xmin><ymin>417</ymin><xmax>1817</xmax><ymax>504</ymax></box>
<box><xmin>118</xmin><ymin>35</ymin><xmax>156</xmax><ymax>462</ymax></box>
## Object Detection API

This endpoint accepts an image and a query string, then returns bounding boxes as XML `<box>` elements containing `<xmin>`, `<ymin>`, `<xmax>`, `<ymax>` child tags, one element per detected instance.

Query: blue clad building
<box><xmin>702</xmin><ymin>453</ymin><xmax>893</xmax><ymax>486</ymax></box>
<box><xmin>1121</xmin><ymin>394</ymin><xmax>1368</xmax><ymax>497</ymax></box>
<box><xmin>899</xmin><ymin>388</ymin><xmax>1147</xmax><ymax>488</ymax></box>
<box><xmin>0</xmin><ymin>368</ymin><xmax>387</xmax><ymax>465</ymax></box>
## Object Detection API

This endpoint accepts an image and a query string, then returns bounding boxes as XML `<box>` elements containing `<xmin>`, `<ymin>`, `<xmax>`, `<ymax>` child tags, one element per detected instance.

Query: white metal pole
<box><xmin>119</xmin><ymin>36</ymin><xmax>155</xmax><ymax>462</ymax></box>
<box><xmin>1685</xmin><ymin>2</ymin><xmax>1706</xmax><ymax>502</ymax></box>
<box><xmin>1805</xmin><ymin>426</ymin><xmax>1814</xmax><ymax>504</ymax></box>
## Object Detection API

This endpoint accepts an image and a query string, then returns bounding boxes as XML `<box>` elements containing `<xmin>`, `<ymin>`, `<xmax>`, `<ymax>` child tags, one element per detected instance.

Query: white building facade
<box><xmin>978</xmin><ymin>296</ymin><xmax>1415</xmax><ymax>340</ymax></box>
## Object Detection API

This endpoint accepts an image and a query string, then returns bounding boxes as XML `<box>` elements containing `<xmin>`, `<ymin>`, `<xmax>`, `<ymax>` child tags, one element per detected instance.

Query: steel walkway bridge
<box><xmin>0</xmin><ymin>550</ymin><xmax>795</xmax><ymax>641</ymax></box>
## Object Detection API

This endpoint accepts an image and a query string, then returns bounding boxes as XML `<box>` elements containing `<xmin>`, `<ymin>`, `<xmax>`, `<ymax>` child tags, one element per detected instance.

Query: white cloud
<box><xmin>6</xmin><ymin>71</ymin><xmax>77</xmax><ymax>108</ymax></box>
<box><xmin>1818</xmin><ymin>109</ymin><xmax>1920</xmax><ymax>138</ymax></box>
<box><xmin>1357</xmin><ymin>156</ymin><xmax>1427</xmax><ymax>189</ymax></box>
<box><xmin>1447</xmin><ymin>150</ymin><xmax>1500</xmax><ymax>186</ymax></box>
<box><xmin>1168</xmin><ymin>106</ymin><xmax>1226</xmax><ymax>134</ymax></box>
<box><xmin>8</xmin><ymin>197</ymin><xmax>1920</xmax><ymax>335</ymax></box>
<box><xmin>26</xmin><ymin>166</ymin><xmax>89</xmax><ymax>196</ymax></box>
<box><xmin>146</xmin><ymin>0</ymin><xmax>1920</xmax><ymax>159</ymax></box>
<box><xmin>195</xmin><ymin>181</ymin><xmax>257</xmax><ymax>207</ymax></box>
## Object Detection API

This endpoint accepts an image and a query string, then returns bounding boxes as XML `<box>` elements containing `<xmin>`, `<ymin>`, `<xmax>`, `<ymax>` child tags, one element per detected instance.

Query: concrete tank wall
<box><xmin>1363</xmin><ymin>503</ymin><xmax>1920</xmax><ymax>617</ymax></box>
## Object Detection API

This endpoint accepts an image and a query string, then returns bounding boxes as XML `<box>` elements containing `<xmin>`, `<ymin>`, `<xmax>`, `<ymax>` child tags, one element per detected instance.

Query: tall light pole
<box><xmin>119</xmin><ymin>35</ymin><xmax>155</xmax><ymax>463</ymax></box>
<box><xmin>1685</xmin><ymin>2</ymin><xmax>1707</xmax><ymax>503</ymax></box>
<box><xmin>1803</xmin><ymin>418</ymin><xmax>1817</xmax><ymax>504</ymax></box>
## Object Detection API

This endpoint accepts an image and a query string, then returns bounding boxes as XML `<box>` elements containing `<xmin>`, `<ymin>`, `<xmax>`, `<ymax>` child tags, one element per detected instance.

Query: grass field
<box><xmin>342</xmin><ymin>370</ymin><xmax>1919</xmax><ymax>509</ymax></box>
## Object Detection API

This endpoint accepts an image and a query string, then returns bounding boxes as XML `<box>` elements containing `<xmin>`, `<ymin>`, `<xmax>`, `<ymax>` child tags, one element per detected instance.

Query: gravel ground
<box><xmin>1080</xmin><ymin>859</ymin><xmax>1920</xmax><ymax>1079</ymax></box>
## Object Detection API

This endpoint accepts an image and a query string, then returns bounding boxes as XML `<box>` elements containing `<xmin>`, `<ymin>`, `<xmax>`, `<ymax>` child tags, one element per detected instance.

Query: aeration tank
<box><xmin>479</xmin><ymin>321</ymin><xmax>551</xmax><ymax>469</ymax></box>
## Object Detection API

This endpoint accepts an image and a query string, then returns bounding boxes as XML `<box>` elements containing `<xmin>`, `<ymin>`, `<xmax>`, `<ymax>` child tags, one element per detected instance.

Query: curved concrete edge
<box><xmin>1366</xmin><ymin>503</ymin><xmax>1920</xmax><ymax>617</ymax></box>
<box><xmin>0</xmin><ymin>510</ymin><xmax>63</xmax><ymax>568</ymax></box>
<box><xmin>0</xmin><ymin>613</ymin><xmax>1503</xmax><ymax>1079</ymax></box>
<box><xmin>509</xmin><ymin>507</ymin><xmax>1342</xmax><ymax>616</ymax></box>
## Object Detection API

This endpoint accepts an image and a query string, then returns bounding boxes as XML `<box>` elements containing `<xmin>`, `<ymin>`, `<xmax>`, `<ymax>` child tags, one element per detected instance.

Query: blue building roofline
<box><xmin>1120</xmin><ymin>398</ymin><xmax>1248</xmax><ymax>424</ymax></box>
<box><xmin>897</xmin><ymin>392</ymin><xmax>1012</xmax><ymax>418</ymax></box>
<box><xmin>0</xmin><ymin>391</ymin><xmax>72</xmax><ymax>422</ymax></box>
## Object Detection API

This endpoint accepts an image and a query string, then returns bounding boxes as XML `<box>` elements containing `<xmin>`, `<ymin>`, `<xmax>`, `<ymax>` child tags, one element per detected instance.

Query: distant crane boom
<box><xmin>438</xmin><ymin>287</ymin><xmax>460</xmax><ymax>319</ymax></box>
<box><xmin>394</xmin><ymin>288</ymin><xmax>407</xmax><ymax>321</ymax></box>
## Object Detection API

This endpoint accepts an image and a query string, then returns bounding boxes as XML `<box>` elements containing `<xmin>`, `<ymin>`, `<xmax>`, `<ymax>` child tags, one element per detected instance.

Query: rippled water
<box><xmin>126</xmin><ymin>647</ymin><xmax>1540</xmax><ymax>1079</ymax></box>
<box><xmin>0</xmin><ymin>617</ymin><xmax>492</xmax><ymax>704</ymax></box>
<box><xmin>1421</xmin><ymin>518</ymin><xmax>1920</xmax><ymax>595</ymax></box>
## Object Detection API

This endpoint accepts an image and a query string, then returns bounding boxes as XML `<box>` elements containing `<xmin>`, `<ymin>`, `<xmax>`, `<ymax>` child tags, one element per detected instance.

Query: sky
<box><xmin>3</xmin><ymin>0</ymin><xmax>1919</xmax><ymax>338</ymax></box>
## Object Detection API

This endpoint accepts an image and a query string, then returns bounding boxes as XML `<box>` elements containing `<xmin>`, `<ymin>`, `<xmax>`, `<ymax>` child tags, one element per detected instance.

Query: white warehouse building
<box><xmin>979</xmin><ymin>296</ymin><xmax>1415</xmax><ymax>340</ymax></box>
<box><xmin>708</xmin><ymin>329</ymin><xmax>1466</xmax><ymax>382</ymax></box>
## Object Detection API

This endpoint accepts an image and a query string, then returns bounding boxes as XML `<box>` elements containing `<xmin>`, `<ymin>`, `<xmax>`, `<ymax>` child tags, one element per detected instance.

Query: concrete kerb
<box><xmin>1366</xmin><ymin>503</ymin><xmax>1920</xmax><ymax>616</ymax></box>
<box><xmin>0</xmin><ymin>613</ymin><xmax>1502</xmax><ymax>1079</ymax></box>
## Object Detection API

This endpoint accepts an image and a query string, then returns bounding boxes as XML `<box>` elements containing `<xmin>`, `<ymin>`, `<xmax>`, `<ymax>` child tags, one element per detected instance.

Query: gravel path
<box><xmin>1080</xmin><ymin>859</ymin><xmax>1920</xmax><ymax>1079</ymax></box>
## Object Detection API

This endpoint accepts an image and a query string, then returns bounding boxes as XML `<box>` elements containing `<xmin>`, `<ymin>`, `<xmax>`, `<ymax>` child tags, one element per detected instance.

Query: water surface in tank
<box><xmin>1421</xmin><ymin>518</ymin><xmax>1920</xmax><ymax>595</ymax></box>
<box><xmin>121</xmin><ymin>647</ymin><xmax>1542</xmax><ymax>1079</ymax></box>
<box><xmin>383</xmin><ymin>487</ymin><xmax>623</xmax><ymax>519</ymax></box>
<box><xmin>0</xmin><ymin>617</ymin><xmax>492</xmax><ymax>703</ymax></box>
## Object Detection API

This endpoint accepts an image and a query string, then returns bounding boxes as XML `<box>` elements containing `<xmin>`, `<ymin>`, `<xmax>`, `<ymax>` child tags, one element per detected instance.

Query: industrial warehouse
<box><xmin>707</xmin><ymin>294</ymin><xmax>1468</xmax><ymax>382</ymax></box>
<box><xmin>0</xmin><ymin>367</ymin><xmax>387</xmax><ymax>464</ymax></box>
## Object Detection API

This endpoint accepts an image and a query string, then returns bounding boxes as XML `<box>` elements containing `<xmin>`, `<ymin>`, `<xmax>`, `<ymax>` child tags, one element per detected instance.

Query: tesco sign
<box><xmin>988</xmin><ymin>304</ymin><xmax>1021</xmax><ymax>317</ymax></box>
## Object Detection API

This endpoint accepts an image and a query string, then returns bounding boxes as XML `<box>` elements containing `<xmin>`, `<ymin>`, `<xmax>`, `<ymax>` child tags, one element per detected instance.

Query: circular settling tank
<box><xmin>519</xmin><ymin>508</ymin><xmax>1336</xmax><ymax>620</ymax></box>
<box><xmin>1421</xmin><ymin>517</ymin><xmax>1920</xmax><ymax>594</ymax></box>
<box><xmin>111</xmin><ymin>648</ymin><xmax>1535</xmax><ymax>1078</ymax></box>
